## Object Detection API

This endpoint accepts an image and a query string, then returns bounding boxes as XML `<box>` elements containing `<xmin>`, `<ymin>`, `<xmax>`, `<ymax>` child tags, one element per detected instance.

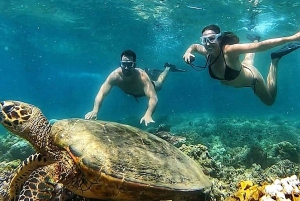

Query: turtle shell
<box><xmin>51</xmin><ymin>119</ymin><xmax>211</xmax><ymax>198</ymax></box>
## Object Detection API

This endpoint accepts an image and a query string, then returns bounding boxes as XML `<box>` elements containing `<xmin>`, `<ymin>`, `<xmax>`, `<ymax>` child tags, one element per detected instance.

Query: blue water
<box><xmin>0</xmin><ymin>1</ymin><xmax>300</xmax><ymax>133</ymax></box>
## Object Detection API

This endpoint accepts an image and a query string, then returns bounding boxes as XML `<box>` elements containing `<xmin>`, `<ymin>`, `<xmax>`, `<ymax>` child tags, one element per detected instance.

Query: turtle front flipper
<box><xmin>1</xmin><ymin>153</ymin><xmax>53</xmax><ymax>201</ymax></box>
<box><xmin>12</xmin><ymin>164</ymin><xmax>79</xmax><ymax>201</ymax></box>
<box><xmin>17</xmin><ymin>165</ymin><xmax>62</xmax><ymax>201</ymax></box>
<box><xmin>0</xmin><ymin>170</ymin><xmax>13</xmax><ymax>201</ymax></box>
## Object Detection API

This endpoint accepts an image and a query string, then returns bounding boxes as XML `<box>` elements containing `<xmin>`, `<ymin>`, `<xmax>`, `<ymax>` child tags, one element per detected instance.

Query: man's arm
<box><xmin>140</xmin><ymin>73</ymin><xmax>158</xmax><ymax>126</ymax></box>
<box><xmin>85</xmin><ymin>75</ymin><xmax>114</xmax><ymax>120</ymax></box>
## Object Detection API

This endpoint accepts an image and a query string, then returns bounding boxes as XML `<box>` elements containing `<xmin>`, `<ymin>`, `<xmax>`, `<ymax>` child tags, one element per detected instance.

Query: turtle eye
<box><xmin>3</xmin><ymin>105</ymin><xmax>14</xmax><ymax>114</ymax></box>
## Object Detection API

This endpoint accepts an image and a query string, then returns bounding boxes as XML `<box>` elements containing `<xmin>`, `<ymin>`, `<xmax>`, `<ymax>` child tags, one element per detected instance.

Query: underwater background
<box><xmin>1</xmin><ymin>1</ymin><xmax>300</xmax><ymax>200</ymax></box>
<box><xmin>0</xmin><ymin>0</ymin><xmax>300</xmax><ymax>127</ymax></box>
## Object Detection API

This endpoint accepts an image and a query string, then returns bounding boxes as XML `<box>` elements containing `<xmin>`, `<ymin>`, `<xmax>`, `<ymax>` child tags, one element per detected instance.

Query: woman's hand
<box><xmin>183</xmin><ymin>52</ymin><xmax>195</xmax><ymax>64</ymax></box>
<box><xmin>293</xmin><ymin>31</ymin><xmax>300</xmax><ymax>41</ymax></box>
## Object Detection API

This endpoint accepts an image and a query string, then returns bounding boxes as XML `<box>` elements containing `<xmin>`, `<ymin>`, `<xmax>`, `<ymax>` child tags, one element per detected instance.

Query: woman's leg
<box><xmin>242</xmin><ymin>53</ymin><xmax>255</xmax><ymax>67</ymax></box>
<box><xmin>246</xmin><ymin>43</ymin><xmax>300</xmax><ymax>105</ymax></box>
<box><xmin>242</xmin><ymin>39</ymin><xmax>259</xmax><ymax>66</ymax></box>
<box><xmin>251</xmin><ymin>61</ymin><xmax>278</xmax><ymax>106</ymax></box>
<box><xmin>255</xmin><ymin>43</ymin><xmax>300</xmax><ymax>105</ymax></box>
<box><xmin>241</xmin><ymin>51</ymin><xmax>275</xmax><ymax>105</ymax></box>
<box><xmin>266</xmin><ymin>59</ymin><xmax>279</xmax><ymax>101</ymax></box>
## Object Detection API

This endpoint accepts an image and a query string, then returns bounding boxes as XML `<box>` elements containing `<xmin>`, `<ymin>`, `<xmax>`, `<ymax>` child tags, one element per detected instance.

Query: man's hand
<box><xmin>140</xmin><ymin>114</ymin><xmax>155</xmax><ymax>126</ymax></box>
<box><xmin>85</xmin><ymin>111</ymin><xmax>98</xmax><ymax>120</ymax></box>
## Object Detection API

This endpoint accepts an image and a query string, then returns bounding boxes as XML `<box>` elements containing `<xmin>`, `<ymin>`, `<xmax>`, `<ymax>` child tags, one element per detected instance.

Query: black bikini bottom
<box><xmin>243</xmin><ymin>66</ymin><xmax>258</xmax><ymax>92</ymax></box>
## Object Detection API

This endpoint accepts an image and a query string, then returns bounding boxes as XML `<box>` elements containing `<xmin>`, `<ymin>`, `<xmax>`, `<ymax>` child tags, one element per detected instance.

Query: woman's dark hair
<box><xmin>202</xmin><ymin>24</ymin><xmax>221</xmax><ymax>34</ymax></box>
<box><xmin>202</xmin><ymin>24</ymin><xmax>240</xmax><ymax>47</ymax></box>
<box><xmin>221</xmin><ymin>32</ymin><xmax>240</xmax><ymax>46</ymax></box>
<box><xmin>120</xmin><ymin>50</ymin><xmax>136</xmax><ymax>62</ymax></box>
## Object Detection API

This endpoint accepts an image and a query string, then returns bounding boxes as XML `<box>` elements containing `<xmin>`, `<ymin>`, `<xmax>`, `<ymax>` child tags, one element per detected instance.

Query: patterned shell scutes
<box><xmin>51</xmin><ymin>119</ymin><xmax>212</xmax><ymax>190</ymax></box>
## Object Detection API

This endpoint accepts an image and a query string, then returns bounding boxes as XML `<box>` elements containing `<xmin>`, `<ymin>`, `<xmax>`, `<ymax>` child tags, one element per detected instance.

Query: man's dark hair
<box><xmin>202</xmin><ymin>24</ymin><xmax>240</xmax><ymax>46</ymax></box>
<box><xmin>120</xmin><ymin>50</ymin><xmax>136</xmax><ymax>62</ymax></box>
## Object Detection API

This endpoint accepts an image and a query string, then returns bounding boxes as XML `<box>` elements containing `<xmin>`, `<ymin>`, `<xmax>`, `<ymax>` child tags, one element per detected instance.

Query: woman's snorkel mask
<box><xmin>189</xmin><ymin>32</ymin><xmax>222</xmax><ymax>71</ymax></box>
<box><xmin>120</xmin><ymin>60</ymin><xmax>136</xmax><ymax>76</ymax></box>
<box><xmin>199</xmin><ymin>33</ymin><xmax>221</xmax><ymax>45</ymax></box>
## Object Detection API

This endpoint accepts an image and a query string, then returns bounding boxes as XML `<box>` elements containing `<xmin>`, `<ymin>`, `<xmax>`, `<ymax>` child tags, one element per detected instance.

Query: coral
<box><xmin>245</xmin><ymin>144</ymin><xmax>268</xmax><ymax>169</ymax></box>
<box><xmin>209</xmin><ymin>136</ymin><xmax>227</xmax><ymax>161</ymax></box>
<box><xmin>232</xmin><ymin>180</ymin><xmax>264</xmax><ymax>201</ymax></box>
<box><xmin>271</xmin><ymin>141</ymin><xmax>300</xmax><ymax>163</ymax></box>
<box><xmin>0</xmin><ymin>160</ymin><xmax>21</xmax><ymax>174</ymax></box>
<box><xmin>9</xmin><ymin>141</ymin><xmax>34</xmax><ymax>160</ymax></box>
<box><xmin>146</xmin><ymin>124</ymin><xmax>171</xmax><ymax>133</ymax></box>
<box><xmin>172</xmin><ymin>115</ymin><xmax>299</xmax><ymax>152</ymax></box>
<box><xmin>216</xmin><ymin>146</ymin><xmax>248</xmax><ymax>168</ymax></box>
<box><xmin>261</xmin><ymin>175</ymin><xmax>300</xmax><ymax>201</ymax></box>
<box><xmin>154</xmin><ymin>131</ymin><xmax>186</xmax><ymax>147</ymax></box>
<box><xmin>180</xmin><ymin>144</ymin><xmax>210</xmax><ymax>164</ymax></box>
<box><xmin>225</xmin><ymin>175</ymin><xmax>300</xmax><ymax>201</ymax></box>
<box><xmin>156</xmin><ymin>124</ymin><xmax>171</xmax><ymax>132</ymax></box>
<box><xmin>146</xmin><ymin>124</ymin><xmax>185</xmax><ymax>147</ymax></box>
<box><xmin>179</xmin><ymin>144</ymin><xmax>214</xmax><ymax>175</ymax></box>
<box><xmin>0</xmin><ymin>134</ymin><xmax>34</xmax><ymax>162</ymax></box>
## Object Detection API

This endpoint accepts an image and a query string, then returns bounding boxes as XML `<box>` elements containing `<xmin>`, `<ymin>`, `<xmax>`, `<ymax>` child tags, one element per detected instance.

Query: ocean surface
<box><xmin>0</xmin><ymin>0</ymin><xmax>300</xmax><ymax>132</ymax></box>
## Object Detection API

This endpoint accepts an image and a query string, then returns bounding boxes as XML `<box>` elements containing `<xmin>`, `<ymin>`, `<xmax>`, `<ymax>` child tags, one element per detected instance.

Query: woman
<box><xmin>183</xmin><ymin>24</ymin><xmax>300</xmax><ymax>105</ymax></box>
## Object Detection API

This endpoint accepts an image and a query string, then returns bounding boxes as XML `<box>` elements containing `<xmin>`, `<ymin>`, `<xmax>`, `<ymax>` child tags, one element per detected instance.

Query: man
<box><xmin>85</xmin><ymin>50</ymin><xmax>186</xmax><ymax>126</ymax></box>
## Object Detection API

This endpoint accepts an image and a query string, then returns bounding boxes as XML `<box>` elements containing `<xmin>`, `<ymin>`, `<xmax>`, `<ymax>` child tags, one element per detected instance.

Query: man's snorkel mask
<box><xmin>120</xmin><ymin>60</ymin><xmax>136</xmax><ymax>76</ymax></box>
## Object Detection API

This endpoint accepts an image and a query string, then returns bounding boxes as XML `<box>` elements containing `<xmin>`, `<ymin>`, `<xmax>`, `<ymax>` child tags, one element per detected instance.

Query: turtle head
<box><xmin>0</xmin><ymin>101</ymin><xmax>49</xmax><ymax>139</ymax></box>
<box><xmin>0</xmin><ymin>101</ymin><xmax>34</xmax><ymax>132</ymax></box>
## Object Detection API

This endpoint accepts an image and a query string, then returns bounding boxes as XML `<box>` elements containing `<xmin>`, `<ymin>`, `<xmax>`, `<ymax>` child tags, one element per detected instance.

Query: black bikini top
<box><xmin>208</xmin><ymin>49</ymin><xmax>241</xmax><ymax>81</ymax></box>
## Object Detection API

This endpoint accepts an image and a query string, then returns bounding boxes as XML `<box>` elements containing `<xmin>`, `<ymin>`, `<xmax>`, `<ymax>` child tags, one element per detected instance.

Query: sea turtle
<box><xmin>0</xmin><ymin>100</ymin><xmax>212</xmax><ymax>201</ymax></box>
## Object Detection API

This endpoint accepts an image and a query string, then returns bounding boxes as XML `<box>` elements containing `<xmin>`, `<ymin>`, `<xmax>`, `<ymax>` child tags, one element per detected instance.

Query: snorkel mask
<box><xmin>120</xmin><ymin>60</ymin><xmax>136</xmax><ymax>76</ymax></box>
<box><xmin>200</xmin><ymin>33</ymin><xmax>221</xmax><ymax>45</ymax></box>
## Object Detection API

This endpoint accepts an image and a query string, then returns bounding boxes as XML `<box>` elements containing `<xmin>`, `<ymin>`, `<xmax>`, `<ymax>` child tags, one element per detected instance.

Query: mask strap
<box><xmin>189</xmin><ymin>55</ymin><xmax>210</xmax><ymax>71</ymax></box>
